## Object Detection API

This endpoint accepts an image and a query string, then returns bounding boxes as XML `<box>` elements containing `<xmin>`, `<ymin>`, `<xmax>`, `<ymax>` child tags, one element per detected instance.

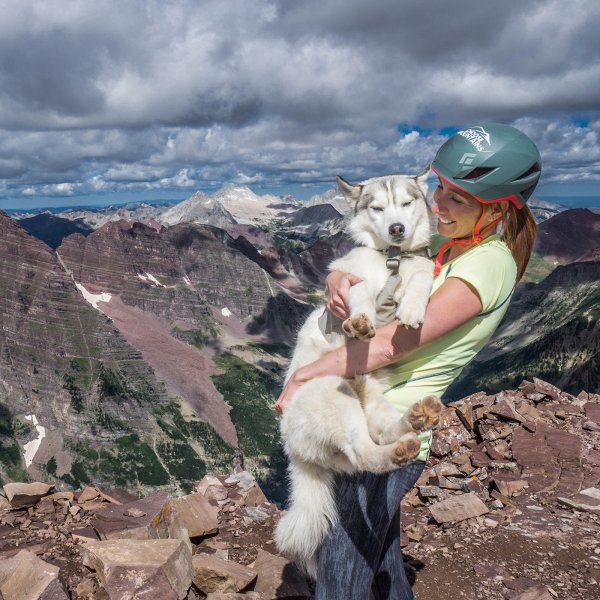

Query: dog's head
<box><xmin>337</xmin><ymin>168</ymin><xmax>434</xmax><ymax>251</ymax></box>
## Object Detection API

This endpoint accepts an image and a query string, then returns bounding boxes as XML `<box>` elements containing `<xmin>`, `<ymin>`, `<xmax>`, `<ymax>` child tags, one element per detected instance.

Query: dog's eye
<box><xmin>370</xmin><ymin>206</ymin><xmax>384</xmax><ymax>212</ymax></box>
<box><xmin>402</xmin><ymin>201</ymin><xmax>413</xmax><ymax>207</ymax></box>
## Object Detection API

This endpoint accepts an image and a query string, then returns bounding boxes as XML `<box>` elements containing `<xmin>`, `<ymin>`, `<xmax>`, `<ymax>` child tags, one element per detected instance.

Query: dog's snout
<box><xmin>389</xmin><ymin>223</ymin><xmax>405</xmax><ymax>237</ymax></box>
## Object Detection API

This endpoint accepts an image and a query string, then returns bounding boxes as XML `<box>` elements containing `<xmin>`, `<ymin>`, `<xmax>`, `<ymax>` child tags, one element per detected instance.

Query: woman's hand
<box><xmin>326</xmin><ymin>271</ymin><xmax>363</xmax><ymax>319</ymax></box>
<box><xmin>274</xmin><ymin>372</ymin><xmax>306</xmax><ymax>415</ymax></box>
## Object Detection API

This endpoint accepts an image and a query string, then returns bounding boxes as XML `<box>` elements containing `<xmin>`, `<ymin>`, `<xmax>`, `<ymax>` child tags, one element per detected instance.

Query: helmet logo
<box><xmin>457</xmin><ymin>126</ymin><xmax>491</xmax><ymax>152</ymax></box>
<box><xmin>458</xmin><ymin>152</ymin><xmax>477</xmax><ymax>170</ymax></box>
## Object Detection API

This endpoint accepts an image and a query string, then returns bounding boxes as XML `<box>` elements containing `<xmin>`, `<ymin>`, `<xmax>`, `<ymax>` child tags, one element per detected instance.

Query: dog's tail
<box><xmin>275</xmin><ymin>459</ymin><xmax>337</xmax><ymax>579</ymax></box>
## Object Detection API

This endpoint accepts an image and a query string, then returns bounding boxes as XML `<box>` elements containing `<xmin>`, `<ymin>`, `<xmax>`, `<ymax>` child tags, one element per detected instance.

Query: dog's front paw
<box><xmin>392</xmin><ymin>432</ymin><xmax>421</xmax><ymax>466</ymax></box>
<box><xmin>406</xmin><ymin>395</ymin><xmax>442</xmax><ymax>432</ymax></box>
<box><xmin>395</xmin><ymin>302</ymin><xmax>426</xmax><ymax>329</ymax></box>
<box><xmin>342</xmin><ymin>313</ymin><xmax>376</xmax><ymax>341</ymax></box>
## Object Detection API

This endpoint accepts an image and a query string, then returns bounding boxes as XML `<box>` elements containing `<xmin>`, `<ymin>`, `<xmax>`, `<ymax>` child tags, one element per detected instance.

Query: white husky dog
<box><xmin>275</xmin><ymin>171</ymin><xmax>443</xmax><ymax>578</ymax></box>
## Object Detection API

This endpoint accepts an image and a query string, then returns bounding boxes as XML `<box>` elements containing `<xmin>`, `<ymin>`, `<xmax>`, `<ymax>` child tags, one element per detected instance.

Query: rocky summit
<box><xmin>0</xmin><ymin>379</ymin><xmax>598</xmax><ymax>600</ymax></box>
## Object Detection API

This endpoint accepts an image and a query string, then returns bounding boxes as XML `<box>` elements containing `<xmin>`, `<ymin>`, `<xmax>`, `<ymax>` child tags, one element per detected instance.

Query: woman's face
<box><xmin>433</xmin><ymin>178</ymin><xmax>487</xmax><ymax>238</ymax></box>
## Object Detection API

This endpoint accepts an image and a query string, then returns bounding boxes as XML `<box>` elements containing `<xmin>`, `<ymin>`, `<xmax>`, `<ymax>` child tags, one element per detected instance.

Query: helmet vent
<box><xmin>515</xmin><ymin>163</ymin><xmax>541</xmax><ymax>181</ymax></box>
<box><xmin>460</xmin><ymin>166</ymin><xmax>496</xmax><ymax>180</ymax></box>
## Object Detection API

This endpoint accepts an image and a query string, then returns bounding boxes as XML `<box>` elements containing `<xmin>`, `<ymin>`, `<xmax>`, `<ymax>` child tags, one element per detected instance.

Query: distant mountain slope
<box><xmin>0</xmin><ymin>211</ymin><xmax>233</xmax><ymax>493</ymax></box>
<box><xmin>447</xmin><ymin>260</ymin><xmax>600</xmax><ymax>397</ymax></box>
<box><xmin>17</xmin><ymin>213</ymin><xmax>93</xmax><ymax>249</ymax></box>
<box><xmin>534</xmin><ymin>208</ymin><xmax>600</xmax><ymax>262</ymax></box>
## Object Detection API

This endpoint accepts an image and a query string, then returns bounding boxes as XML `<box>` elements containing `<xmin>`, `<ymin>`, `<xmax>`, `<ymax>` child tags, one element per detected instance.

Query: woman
<box><xmin>275</xmin><ymin>123</ymin><xmax>541</xmax><ymax>600</ymax></box>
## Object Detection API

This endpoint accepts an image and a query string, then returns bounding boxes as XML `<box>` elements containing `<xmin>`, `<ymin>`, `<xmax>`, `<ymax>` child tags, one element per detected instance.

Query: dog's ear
<box><xmin>414</xmin><ymin>166</ymin><xmax>430</xmax><ymax>195</ymax></box>
<box><xmin>336</xmin><ymin>175</ymin><xmax>362</xmax><ymax>205</ymax></box>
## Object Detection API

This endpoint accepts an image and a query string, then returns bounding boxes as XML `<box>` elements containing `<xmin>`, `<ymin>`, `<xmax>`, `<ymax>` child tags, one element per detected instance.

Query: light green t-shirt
<box><xmin>382</xmin><ymin>234</ymin><xmax>517</xmax><ymax>460</ymax></box>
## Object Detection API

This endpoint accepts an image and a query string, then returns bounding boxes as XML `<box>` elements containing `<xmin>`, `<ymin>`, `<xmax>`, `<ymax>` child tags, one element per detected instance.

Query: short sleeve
<box><xmin>445</xmin><ymin>243</ymin><xmax>517</xmax><ymax>313</ymax></box>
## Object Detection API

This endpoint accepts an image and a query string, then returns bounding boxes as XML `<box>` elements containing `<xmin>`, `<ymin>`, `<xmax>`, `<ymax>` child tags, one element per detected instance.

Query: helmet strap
<box><xmin>434</xmin><ymin>208</ymin><xmax>503</xmax><ymax>277</ymax></box>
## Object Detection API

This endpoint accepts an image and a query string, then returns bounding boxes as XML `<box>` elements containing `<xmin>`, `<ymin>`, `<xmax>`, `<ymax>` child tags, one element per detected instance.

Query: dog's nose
<box><xmin>389</xmin><ymin>223</ymin><xmax>405</xmax><ymax>237</ymax></box>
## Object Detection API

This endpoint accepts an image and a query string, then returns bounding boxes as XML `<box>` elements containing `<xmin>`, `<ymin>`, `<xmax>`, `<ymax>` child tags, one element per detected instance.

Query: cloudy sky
<box><xmin>1</xmin><ymin>0</ymin><xmax>599</xmax><ymax>209</ymax></box>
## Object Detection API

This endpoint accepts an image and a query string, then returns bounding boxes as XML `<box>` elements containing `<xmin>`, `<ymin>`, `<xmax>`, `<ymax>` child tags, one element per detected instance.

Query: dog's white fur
<box><xmin>275</xmin><ymin>171</ymin><xmax>441</xmax><ymax>578</ymax></box>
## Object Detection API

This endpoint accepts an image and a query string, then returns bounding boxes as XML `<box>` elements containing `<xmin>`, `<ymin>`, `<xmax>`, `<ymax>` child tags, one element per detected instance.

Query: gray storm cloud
<box><xmin>0</xmin><ymin>0</ymin><xmax>598</xmax><ymax>201</ymax></box>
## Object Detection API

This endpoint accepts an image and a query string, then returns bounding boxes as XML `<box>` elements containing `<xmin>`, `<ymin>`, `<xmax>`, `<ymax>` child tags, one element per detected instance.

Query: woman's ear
<box><xmin>489</xmin><ymin>201</ymin><xmax>508</xmax><ymax>219</ymax></box>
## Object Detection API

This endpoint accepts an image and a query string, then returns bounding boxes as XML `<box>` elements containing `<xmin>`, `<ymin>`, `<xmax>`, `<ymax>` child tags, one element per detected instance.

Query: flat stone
<box><xmin>3</xmin><ymin>483</ymin><xmax>54</xmax><ymax>509</ymax></box>
<box><xmin>205</xmin><ymin>594</ymin><xmax>261</xmax><ymax>600</ymax></box>
<box><xmin>584</xmin><ymin>402</ymin><xmax>600</xmax><ymax>426</ymax></box>
<box><xmin>543</xmin><ymin>426</ymin><xmax>582</xmax><ymax>462</ymax></box>
<box><xmin>532</xmin><ymin>378</ymin><xmax>561</xmax><ymax>401</ymax></box>
<box><xmin>429</xmin><ymin>436</ymin><xmax>451</xmax><ymax>458</ymax></box>
<box><xmin>455</xmin><ymin>404</ymin><xmax>474</xmax><ymax>430</ymax></box>
<box><xmin>171</xmin><ymin>493</ymin><xmax>219</xmax><ymax>538</ymax></box>
<box><xmin>0</xmin><ymin>549</ymin><xmax>68</xmax><ymax>599</ymax></box>
<box><xmin>81</xmin><ymin>539</ymin><xmax>192</xmax><ymax>600</ymax></box>
<box><xmin>428</xmin><ymin>492</ymin><xmax>489</xmax><ymax>524</ymax></box>
<box><xmin>243</xmin><ymin>506</ymin><xmax>270</xmax><ymax>521</ymax></box>
<box><xmin>252</xmin><ymin>549</ymin><xmax>310</xmax><ymax>599</ymax></box>
<box><xmin>193</xmin><ymin>475</ymin><xmax>223</xmax><ymax>496</ymax></box>
<box><xmin>488</xmin><ymin>395</ymin><xmax>525</xmax><ymax>422</ymax></box>
<box><xmin>90</xmin><ymin>491</ymin><xmax>188</xmax><ymax>546</ymax></box>
<box><xmin>243</xmin><ymin>484</ymin><xmax>268</xmax><ymax>507</ymax></box>
<box><xmin>494</xmin><ymin>479</ymin><xmax>529</xmax><ymax>497</ymax></box>
<box><xmin>77</xmin><ymin>486</ymin><xmax>100</xmax><ymax>504</ymax></box>
<box><xmin>205</xmin><ymin>485</ymin><xmax>229</xmax><ymax>502</ymax></box>
<box><xmin>418</xmin><ymin>485</ymin><xmax>446</xmax><ymax>499</ymax></box>
<box><xmin>224</xmin><ymin>471</ymin><xmax>255</xmax><ymax>492</ymax></box>
<box><xmin>557</xmin><ymin>486</ymin><xmax>600</xmax><ymax>513</ymax></box>
<box><xmin>70</xmin><ymin>526</ymin><xmax>99</xmax><ymax>542</ymax></box>
<box><xmin>509</xmin><ymin>586</ymin><xmax>552</xmax><ymax>600</ymax></box>
<box><xmin>192</xmin><ymin>554</ymin><xmax>257</xmax><ymax>593</ymax></box>
<box><xmin>512</xmin><ymin>427</ymin><xmax>549</xmax><ymax>468</ymax></box>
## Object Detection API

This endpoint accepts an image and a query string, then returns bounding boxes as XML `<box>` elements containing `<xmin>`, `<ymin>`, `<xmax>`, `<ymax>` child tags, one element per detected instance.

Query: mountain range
<box><xmin>1</xmin><ymin>185</ymin><xmax>598</xmax><ymax>498</ymax></box>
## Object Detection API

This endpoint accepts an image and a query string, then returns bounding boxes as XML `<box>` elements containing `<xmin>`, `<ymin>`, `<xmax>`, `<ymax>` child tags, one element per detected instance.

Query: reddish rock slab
<box><xmin>542</xmin><ymin>425</ymin><xmax>582</xmax><ymax>462</ymax></box>
<box><xmin>512</xmin><ymin>427</ymin><xmax>549</xmax><ymax>468</ymax></box>
<box><xmin>0</xmin><ymin>549</ymin><xmax>68</xmax><ymax>599</ymax></box>
<box><xmin>91</xmin><ymin>491</ymin><xmax>187</xmax><ymax>544</ymax></box>
<box><xmin>3</xmin><ymin>483</ymin><xmax>54</xmax><ymax>509</ymax></box>
<box><xmin>554</xmin><ymin>467</ymin><xmax>584</xmax><ymax>496</ymax></box>
<box><xmin>428</xmin><ymin>493</ymin><xmax>489</xmax><ymax>524</ymax></box>
<box><xmin>191</xmin><ymin>554</ymin><xmax>257</xmax><ymax>593</ymax></box>
<box><xmin>521</xmin><ymin>465</ymin><xmax>561</xmax><ymax>494</ymax></box>
<box><xmin>171</xmin><ymin>493</ymin><xmax>219</xmax><ymax>538</ymax></box>
<box><xmin>487</xmin><ymin>395</ymin><xmax>525</xmax><ymax>422</ymax></box>
<box><xmin>252</xmin><ymin>549</ymin><xmax>310</xmax><ymax>599</ymax></box>
<box><xmin>82</xmin><ymin>539</ymin><xmax>192</xmax><ymax>600</ymax></box>
<box><xmin>558</xmin><ymin>487</ymin><xmax>600</xmax><ymax>512</ymax></box>
<box><xmin>585</xmin><ymin>402</ymin><xmax>600</xmax><ymax>425</ymax></box>
<box><xmin>532</xmin><ymin>377</ymin><xmax>561</xmax><ymax>401</ymax></box>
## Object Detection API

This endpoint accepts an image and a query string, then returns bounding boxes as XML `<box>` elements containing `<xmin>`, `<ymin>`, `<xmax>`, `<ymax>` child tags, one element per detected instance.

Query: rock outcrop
<box><xmin>0</xmin><ymin>380</ymin><xmax>598</xmax><ymax>599</ymax></box>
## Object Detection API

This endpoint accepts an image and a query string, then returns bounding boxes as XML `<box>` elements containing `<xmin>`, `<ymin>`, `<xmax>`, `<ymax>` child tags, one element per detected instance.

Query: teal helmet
<box><xmin>431</xmin><ymin>123</ymin><xmax>542</xmax><ymax>208</ymax></box>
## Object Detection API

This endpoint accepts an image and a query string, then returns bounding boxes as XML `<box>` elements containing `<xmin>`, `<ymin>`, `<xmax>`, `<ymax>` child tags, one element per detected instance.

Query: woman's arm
<box><xmin>275</xmin><ymin>276</ymin><xmax>482</xmax><ymax>413</ymax></box>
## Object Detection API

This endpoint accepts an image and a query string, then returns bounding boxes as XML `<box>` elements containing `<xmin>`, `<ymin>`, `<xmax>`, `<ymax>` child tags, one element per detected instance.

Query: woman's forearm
<box><xmin>292</xmin><ymin>319</ymin><xmax>420</xmax><ymax>384</ymax></box>
<box><xmin>291</xmin><ymin>276</ymin><xmax>483</xmax><ymax>385</ymax></box>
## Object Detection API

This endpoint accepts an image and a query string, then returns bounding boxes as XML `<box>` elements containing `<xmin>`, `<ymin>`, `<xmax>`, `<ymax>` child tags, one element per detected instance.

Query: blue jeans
<box><xmin>315</xmin><ymin>461</ymin><xmax>425</xmax><ymax>600</ymax></box>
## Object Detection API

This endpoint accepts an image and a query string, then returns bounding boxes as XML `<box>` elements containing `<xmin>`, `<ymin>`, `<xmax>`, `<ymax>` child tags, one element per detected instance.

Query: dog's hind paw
<box><xmin>392</xmin><ymin>433</ymin><xmax>421</xmax><ymax>465</ymax></box>
<box><xmin>342</xmin><ymin>313</ymin><xmax>376</xmax><ymax>341</ymax></box>
<box><xmin>406</xmin><ymin>395</ymin><xmax>442</xmax><ymax>432</ymax></box>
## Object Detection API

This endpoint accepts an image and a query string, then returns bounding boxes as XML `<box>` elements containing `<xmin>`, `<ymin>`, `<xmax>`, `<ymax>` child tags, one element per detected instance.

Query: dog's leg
<box><xmin>402</xmin><ymin>395</ymin><xmax>443</xmax><ymax>432</ymax></box>
<box><xmin>374</xmin><ymin>395</ymin><xmax>443</xmax><ymax>444</ymax></box>
<box><xmin>394</xmin><ymin>268</ymin><xmax>434</xmax><ymax>329</ymax></box>
<box><xmin>284</xmin><ymin>376</ymin><xmax>421</xmax><ymax>473</ymax></box>
<box><xmin>342</xmin><ymin>281</ymin><xmax>377</xmax><ymax>340</ymax></box>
